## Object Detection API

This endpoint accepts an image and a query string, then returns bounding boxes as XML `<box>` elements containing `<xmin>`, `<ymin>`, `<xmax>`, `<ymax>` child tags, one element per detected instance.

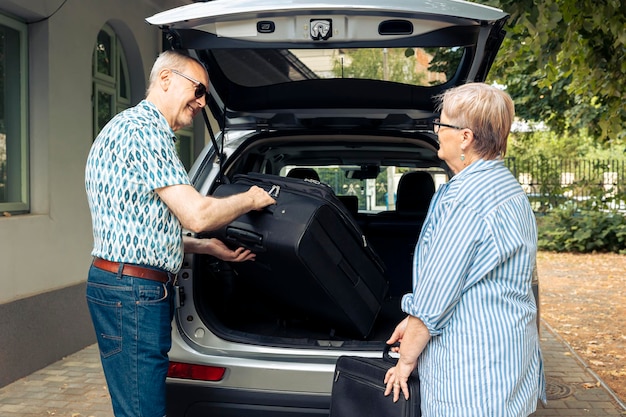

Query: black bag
<box><xmin>210</xmin><ymin>173</ymin><xmax>388</xmax><ymax>338</ymax></box>
<box><xmin>329</xmin><ymin>345</ymin><xmax>421</xmax><ymax>417</ymax></box>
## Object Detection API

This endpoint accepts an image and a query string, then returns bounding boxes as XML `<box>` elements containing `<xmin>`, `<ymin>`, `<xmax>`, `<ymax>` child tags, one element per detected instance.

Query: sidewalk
<box><xmin>532</xmin><ymin>322</ymin><xmax>626</xmax><ymax>416</ymax></box>
<box><xmin>0</xmin><ymin>344</ymin><xmax>113</xmax><ymax>417</ymax></box>
<box><xmin>1</xmin><ymin>321</ymin><xmax>624</xmax><ymax>417</ymax></box>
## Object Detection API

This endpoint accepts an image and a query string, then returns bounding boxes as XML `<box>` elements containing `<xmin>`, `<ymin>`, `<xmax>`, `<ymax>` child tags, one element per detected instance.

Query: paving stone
<box><xmin>0</xmin><ymin>322</ymin><xmax>624</xmax><ymax>416</ymax></box>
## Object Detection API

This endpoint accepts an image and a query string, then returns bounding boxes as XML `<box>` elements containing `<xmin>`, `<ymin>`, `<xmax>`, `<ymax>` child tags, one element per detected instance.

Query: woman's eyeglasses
<box><xmin>431</xmin><ymin>118</ymin><xmax>467</xmax><ymax>134</ymax></box>
<box><xmin>171</xmin><ymin>69</ymin><xmax>207</xmax><ymax>99</ymax></box>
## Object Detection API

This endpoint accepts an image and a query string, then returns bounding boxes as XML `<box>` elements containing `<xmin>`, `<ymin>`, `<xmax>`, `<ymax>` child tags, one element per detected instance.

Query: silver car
<box><xmin>146</xmin><ymin>1</ymin><xmax>514</xmax><ymax>416</ymax></box>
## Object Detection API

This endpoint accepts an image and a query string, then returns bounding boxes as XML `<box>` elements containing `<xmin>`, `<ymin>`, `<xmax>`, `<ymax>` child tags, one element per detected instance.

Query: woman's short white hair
<box><xmin>435</xmin><ymin>83</ymin><xmax>515</xmax><ymax>159</ymax></box>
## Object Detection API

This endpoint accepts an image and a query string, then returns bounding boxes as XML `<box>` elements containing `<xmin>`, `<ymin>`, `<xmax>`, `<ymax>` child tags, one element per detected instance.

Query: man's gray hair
<box><xmin>146</xmin><ymin>50</ymin><xmax>204</xmax><ymax>96</ymax></box>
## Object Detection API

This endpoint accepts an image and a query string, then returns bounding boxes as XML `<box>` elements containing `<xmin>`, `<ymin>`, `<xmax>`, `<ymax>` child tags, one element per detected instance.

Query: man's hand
<box><xmin>183</xmin><ymin>236</ymin><xmax>255</xmax><ymax>262</ymax></box>
<box><xmin>207</xmin><ymin>238</ymin><xmax>256</xmax><ymax>262</ymax></box>
<box><xmin>246</xmin><ymin>185</ymin><xmax>277</xmax><ymax>211</ymax></box>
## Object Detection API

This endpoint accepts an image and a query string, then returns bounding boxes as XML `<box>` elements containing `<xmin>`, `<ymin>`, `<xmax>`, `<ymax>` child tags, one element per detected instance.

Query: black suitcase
<box><xmin>210</xmin><ymin>173</ymin><xmax>388</xmax><ymax>338</ymax></box>
<box><xmin>330</xmin><ymin>345</ymin><xmax>421</xmax><ymax>417</ymax></box>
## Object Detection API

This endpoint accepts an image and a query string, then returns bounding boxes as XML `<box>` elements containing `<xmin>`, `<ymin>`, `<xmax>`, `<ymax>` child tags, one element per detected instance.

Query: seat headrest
<box><xmin>337</xmin><ymin>195</ymin><xmax>359</xmax><ymax>216</ymax></box>
<box><xmin>286</xmin><ymin>168</ymin><xmax>320</xmax><ymax>181</ymax></box>
<box><xmin>396</xmin><ymin>171</ymin><xmax>435</xmax><ymax>212</ymax></box>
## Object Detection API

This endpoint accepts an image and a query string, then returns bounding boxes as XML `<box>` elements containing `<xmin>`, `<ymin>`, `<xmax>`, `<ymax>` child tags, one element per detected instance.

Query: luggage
<box><xmin>210</xmin><ymin>173</ymin><xmax>388</xmax><ymax>338</ymax></box>
<box><xmin>329</xmin><ymin>345</ymin><xmax>421</xmax><ymax>417</ymax></box>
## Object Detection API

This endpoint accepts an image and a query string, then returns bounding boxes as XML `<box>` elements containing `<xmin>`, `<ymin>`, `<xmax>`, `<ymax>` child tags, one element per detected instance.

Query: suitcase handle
<box><xmin>268</xmin><ymin>184</ymin><xmax>280</xmax><ymax>198</ymax></box>
<box><xmin>225</xmin><ymin>226</ymin><xmax>265</xmax><ymax>251</ymax></box>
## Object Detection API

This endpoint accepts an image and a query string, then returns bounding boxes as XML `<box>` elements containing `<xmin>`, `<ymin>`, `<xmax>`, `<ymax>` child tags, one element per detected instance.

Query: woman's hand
<box><xmin>383</xmin><ymin>315</ymin><xmax>431</xmax><ymax>402</ymax></box>
<box><xmin>384</xmin><ymin>360</ymin><xmax>414</xmax><ymax>402</ymax></box>
<box><xmin>383</xmin><ymin>316</ymin><xmax>410</xmax><ymax>401</ymax></box>
<box><xmin>386</xmin><ymin>316</ymin><xmax>409</xmax><ymax>352</ymax></box>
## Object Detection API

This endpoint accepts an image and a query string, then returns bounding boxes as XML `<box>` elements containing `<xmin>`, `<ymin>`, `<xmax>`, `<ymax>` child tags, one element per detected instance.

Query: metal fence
<box><xmin>504</xmin><ymin>158</ymin><xmax>626</xmax><ymax>213</ymax></box>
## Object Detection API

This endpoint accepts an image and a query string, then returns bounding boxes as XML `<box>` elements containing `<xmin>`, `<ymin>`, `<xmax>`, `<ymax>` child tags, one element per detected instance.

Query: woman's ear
<box><xmin>461</xmin><ymin>129</ymin><xmax>474</xmax><ymax>148</ymax></box>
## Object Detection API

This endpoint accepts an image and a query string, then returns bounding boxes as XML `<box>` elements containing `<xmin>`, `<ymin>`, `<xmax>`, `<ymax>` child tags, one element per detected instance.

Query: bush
<box><xmin>537</xmin><ymin>205</ymin><xmax>626</xmax><ymax>254</ymax></box>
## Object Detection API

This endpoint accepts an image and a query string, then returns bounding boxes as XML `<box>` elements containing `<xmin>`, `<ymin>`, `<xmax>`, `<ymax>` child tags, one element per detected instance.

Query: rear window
<box><xmin>212</xmin><ymin>46</ymin><xmax>464</xmax><ymax>88</ymax></box>
<box><xmin>281</xmin><ymin>165</ymin><xmax>448</xmax><ymax>213</ymax></box>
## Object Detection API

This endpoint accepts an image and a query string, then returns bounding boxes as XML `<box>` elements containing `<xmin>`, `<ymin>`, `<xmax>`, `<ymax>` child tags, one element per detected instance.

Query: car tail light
<box><xmin>168</xmin><ymin>361</ymin><xmax>226</xmax><ymax>381</ymax></box>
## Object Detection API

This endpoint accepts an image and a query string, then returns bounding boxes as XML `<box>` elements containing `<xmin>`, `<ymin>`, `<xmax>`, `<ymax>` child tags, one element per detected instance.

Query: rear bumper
<box><xmin>166</xmin><ymin>381</ymin><xmax>331</xmax><ymax>417</ymax></box>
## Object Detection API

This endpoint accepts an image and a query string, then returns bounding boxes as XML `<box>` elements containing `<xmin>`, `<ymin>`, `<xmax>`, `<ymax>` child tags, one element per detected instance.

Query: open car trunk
<box><xmin>192</xmin><ymin>247</ymin><xmax>407</xmax><ymax>345</ymax></box>
<box><xmin>193</xmin><ymin>254</ymin><xmax>407</xmax><ymax>343</ymax></box>
<box><xmin>181</xmin><ymin>134</ymin><xmax>444</xmax><ymax>348</ymax></box>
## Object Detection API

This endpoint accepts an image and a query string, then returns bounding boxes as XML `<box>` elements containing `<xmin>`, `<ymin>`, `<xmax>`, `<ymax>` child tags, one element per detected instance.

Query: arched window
<box><xmin>92</xmin><ymin>25</ymin><xmax>130</xmax><ymax>138</ymax></box>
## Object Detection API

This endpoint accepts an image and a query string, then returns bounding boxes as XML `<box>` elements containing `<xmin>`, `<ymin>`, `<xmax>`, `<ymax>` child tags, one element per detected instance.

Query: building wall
<box><xmin>0</xmin><ymin>0</ymin><xmax>193</xmax><ymax>387</ymax></box>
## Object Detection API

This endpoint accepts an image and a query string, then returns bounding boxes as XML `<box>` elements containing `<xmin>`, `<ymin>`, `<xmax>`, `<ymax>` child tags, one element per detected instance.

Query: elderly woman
<box><xmin>384</xmin><ymin>83</ymin><xmax>546</xmax><ymax>416</ymax></box>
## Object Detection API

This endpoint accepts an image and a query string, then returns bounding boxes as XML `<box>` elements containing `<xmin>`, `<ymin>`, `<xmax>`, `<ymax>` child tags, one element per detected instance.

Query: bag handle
<box><xmin>383</xmin><ymin>343</ymin><xmax>400</xmax><ymax>364</ymax></box>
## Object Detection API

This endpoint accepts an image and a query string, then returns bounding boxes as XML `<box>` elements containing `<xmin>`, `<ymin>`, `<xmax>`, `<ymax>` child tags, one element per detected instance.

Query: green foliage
<box><xmin>425</xmin><ymin>47</ymin><xmax>464</xmax><ymax>83</ymax></box>
<box><xmin>482</xmin><ymin>0</ymin><xmax>626</xmax><ymax>142</ymax></box>
<box><xmin>507</xmin><ymin>128</ymin><xmax>626</xmax><ymax>162</ymax></box>
<box><xmin>506</xmin><ymin>130</ymin><xmax>626</xmax><ymax>219</ymax></box>
<box><xmin>506</xmin><ymin>154</ymin><xmax>626</xmax><ymax>215</ymax></box>
<box><xmin>537</xmin><ymin>206</ymin><xmax>626</xmax><ymax>254</ymax></box>
<box><xmin>508</xmin><ymin>129</ymin><xmax>593</xmax><ymax>160</ymax></box>
<box><xmin>332</xmin><ymin>48</ymin><xmax>425</xmax><ymax>84</ymax></box>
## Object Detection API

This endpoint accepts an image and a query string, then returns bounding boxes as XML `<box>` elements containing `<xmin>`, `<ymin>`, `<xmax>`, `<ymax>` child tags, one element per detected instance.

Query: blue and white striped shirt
<box><xmin>401</xmin><ymin>159</ymin><xmax>546</xmax><ymax>416</ymax></box>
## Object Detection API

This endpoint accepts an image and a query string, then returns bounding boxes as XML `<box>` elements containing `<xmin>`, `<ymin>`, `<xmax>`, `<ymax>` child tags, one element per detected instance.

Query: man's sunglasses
<box><xmin>171</xmin><ymin>69</ymin><xmax>207</xmax><ymax>99</ymax></box>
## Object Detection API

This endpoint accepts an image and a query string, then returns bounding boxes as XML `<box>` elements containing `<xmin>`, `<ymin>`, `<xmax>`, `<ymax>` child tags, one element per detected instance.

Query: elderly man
<box><xmin>84</xmin><ymin>50</ymin><xmax>275</xmax><ymax>417</ymax></box>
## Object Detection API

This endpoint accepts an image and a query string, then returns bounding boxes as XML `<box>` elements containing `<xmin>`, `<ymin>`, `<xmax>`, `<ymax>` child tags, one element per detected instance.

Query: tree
<box><xmin>483</xmin><ymin>0</ymin><xmax>625</xmax><ymax>142</ymax></box>
<box><xmin>332</xmin><ymin>48</ymin><xmax>426</xmax><ymax>84</ymax></box>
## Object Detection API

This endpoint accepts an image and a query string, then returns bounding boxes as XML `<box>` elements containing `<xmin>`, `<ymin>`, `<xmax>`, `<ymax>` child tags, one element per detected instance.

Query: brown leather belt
<box><xmin>93</xmin><ymin>257</ymin><xmax>169</xmax><ymax>283</ymax></box>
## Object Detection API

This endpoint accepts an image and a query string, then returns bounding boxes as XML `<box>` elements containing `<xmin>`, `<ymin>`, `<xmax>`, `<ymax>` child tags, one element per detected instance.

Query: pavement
<box><xmin>1</xmin><ymin>321</ymin><xmax>625</xmax><ymax>417</ymax></box>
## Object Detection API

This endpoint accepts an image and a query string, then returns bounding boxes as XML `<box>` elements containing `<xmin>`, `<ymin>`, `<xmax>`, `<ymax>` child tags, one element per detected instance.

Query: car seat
<box><xmin>367</xmin><ymin>171</ymin><xmax>436</xmax><ymax>296</ymax></box>
<box><xmin>394</xmin><ymin>171</ymin><xmax>436</xmax><ymax>213</ymax></box>
<box><xmin>286</xmin><ymin>168</ymin><xmax>320</xmax><ymax>182</ymax></box>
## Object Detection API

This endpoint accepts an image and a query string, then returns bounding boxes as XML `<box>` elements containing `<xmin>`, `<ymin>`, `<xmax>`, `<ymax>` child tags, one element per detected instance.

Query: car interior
<box><xmin>193</xmin><ymin>134</ymin><xmax>449</xmax><ymax>346</ymax></box>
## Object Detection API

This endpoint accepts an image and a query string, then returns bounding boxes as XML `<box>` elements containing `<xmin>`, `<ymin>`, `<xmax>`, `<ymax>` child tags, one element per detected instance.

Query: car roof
<box><xmin>146</xmin><ymin>0</ymin><xmax>508</xmax><ymax>132</ymax></box>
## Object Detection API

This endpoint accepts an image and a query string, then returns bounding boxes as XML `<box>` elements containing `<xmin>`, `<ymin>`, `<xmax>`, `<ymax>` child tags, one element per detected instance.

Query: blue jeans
<box><xmin>86</xmin><ymin>263</ymin><xmax>175</xmax><ymax>417</ymax></box>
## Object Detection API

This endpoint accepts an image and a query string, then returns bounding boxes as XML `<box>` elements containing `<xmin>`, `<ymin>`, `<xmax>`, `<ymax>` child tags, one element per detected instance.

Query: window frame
<box><xmin>93</xmin><ymin>84</ymin><xmax>116</xmax><ymax>135</ymax></box>
<box><xmin>175</xmin><ymin>128</ymin><xmax>194</xmax><ymax>171</ymax></box>
<box><xmin>92</xmin><ymin>24</ymin><xmax>131</xmax><ymax>139</ymax></box>
<box><xmin>0</xmin><ymin>13</ymin><xmax>29</xmax><ymax>214</ymax></box>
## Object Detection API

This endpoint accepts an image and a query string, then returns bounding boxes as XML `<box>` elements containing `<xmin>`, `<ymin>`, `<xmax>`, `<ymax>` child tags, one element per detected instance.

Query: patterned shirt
<box><xmin>85</xmin><ymin>100</ymin><xmax>191</xmax><ymax>273</ymax></box>
<box><xmin>401</xmin><ymin>159</ymin><xmax>546</xmax><ymax>416</ymax></box>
